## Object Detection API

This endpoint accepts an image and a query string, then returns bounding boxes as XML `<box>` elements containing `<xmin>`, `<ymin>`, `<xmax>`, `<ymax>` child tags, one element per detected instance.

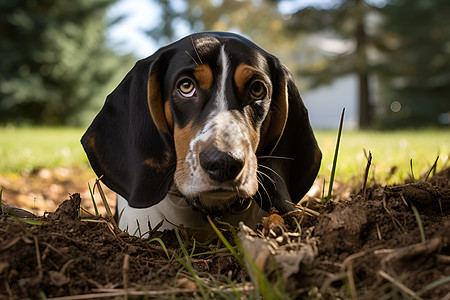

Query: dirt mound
<box><xmin>308</xmin><ymin>178</ymin><xmax>449</xmax><ymax>299</ymax></box>
<box><xmin>0</xmin><ymin>168</ymin><xmax>449</xmax><ymax>299</ymax></box>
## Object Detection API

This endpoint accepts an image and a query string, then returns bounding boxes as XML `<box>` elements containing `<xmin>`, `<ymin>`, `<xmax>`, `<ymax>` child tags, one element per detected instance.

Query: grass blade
<box><xmin>88</xmin><ymin>182</ymin><xmax>99</xmax><ymax>216</ymax></box>
<box><xmin>362</xmin><ymin>150</ymin><xmax>373</xmax><ymax>196</ymax></box>
<box><xmin>207</xmin><ymin>216</ymin><xmax>243</xmax><ymax>265</ymax></box>
<box><xmin>411</xmin><ymin>204</ymin><xmax>426</xmax><ymax>243</ymax></box>
<box><xmin>323</xmin><ymin>107</ymin><xmax>345</xmax><ymax>204</ymax></box>
<box><xmin>174</xmin><ymin>230</ymin><xmax>208</xmax><ymax>298</ymax></box>
<box><xmin>417</xmin><ymin>275</ymin><xmax>450</xmax><ymax>296</ymax></box>
<box><xmin>409</xmin><ymin>159</ymin><xmax>416</xmax><ymax>182</ymax></box>
<box><xmin>148</xmin><ymin>237</ymin><xmax>170</xmax><ymax>259</ymax></box>
<box><xmin>12</xmin><ymin>215</ymin><xmax>43</xmax><ymax>226</ymax></box>
<box><xmin>425</xmin><ymin>156</ymin><xmax>439</xmax><ymax>181</ymax></box>
<box><xmin>207</xmin><ymin>217</ymin><xmax>287</xmax><ymax>299</ymax></box>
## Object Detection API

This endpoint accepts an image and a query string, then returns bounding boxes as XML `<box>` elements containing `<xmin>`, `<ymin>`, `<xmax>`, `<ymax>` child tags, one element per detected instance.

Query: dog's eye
<box><xmin>250</xmin><ymin>81</ymin><xmax>267</xmax><ymax>99</ymax></box>
<box><xmin>178</xmin><ymin>79</ymin><xmax>196</xmax><ymax>98</ymax></box>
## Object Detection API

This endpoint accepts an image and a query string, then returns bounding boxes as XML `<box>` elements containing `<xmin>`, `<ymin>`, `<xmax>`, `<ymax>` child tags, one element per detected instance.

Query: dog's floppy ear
<box><xmin>257</xmin><ymin>58</ymin><xmax>322</xmax><ymax>214</ymax></box>
<box><xmin>81</xmin><ymin>49</ymin><xmax>176</xmax><ymax>208</ymax></box>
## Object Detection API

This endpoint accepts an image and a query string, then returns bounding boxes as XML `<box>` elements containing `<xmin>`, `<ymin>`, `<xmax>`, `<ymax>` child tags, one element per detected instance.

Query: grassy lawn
<box><xmin>0</xmin><ymin>127</ymin><xmax>87</xmax><ymax>174</ymax></box>
<box><xmin>0</xmin><ymin>126</ymin><xmax>449</xmax><ymax>185</ymax></box>
<box><xmin>316</xmin><ymin>129</ymin><xmax>449</xmax><ymax>185</ymax></box>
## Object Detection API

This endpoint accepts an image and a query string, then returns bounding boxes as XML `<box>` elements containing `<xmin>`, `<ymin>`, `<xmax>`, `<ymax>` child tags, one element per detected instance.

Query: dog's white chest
<box><xmin>116</xmin><ymin>193</ymin><xmax>268</xmax><ymax>238</ymax></box>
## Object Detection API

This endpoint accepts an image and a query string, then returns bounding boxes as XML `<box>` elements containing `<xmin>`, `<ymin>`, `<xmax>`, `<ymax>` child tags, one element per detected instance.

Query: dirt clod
<box><xmin>0</xmin><ymin>168</ymin><xmax>449</xmax><ymax>299</ymax></box>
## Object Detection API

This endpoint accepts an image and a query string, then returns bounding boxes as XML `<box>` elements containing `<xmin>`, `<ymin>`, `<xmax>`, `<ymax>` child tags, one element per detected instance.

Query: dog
<box><xmin>81</xmin><ymin>32</ymin><xmax>321</xmax><ymax>236</ymax></box>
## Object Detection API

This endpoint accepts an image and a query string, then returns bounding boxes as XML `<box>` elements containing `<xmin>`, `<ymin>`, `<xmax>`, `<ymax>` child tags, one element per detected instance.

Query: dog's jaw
<box><xmin>117</xmin><ymin>192</ymin><xmax>268</xmax><ymax>239</ymax></box>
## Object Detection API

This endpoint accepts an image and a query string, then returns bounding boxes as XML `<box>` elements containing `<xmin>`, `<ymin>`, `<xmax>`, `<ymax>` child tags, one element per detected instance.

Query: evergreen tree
<box><xmin>0</xmin><ymin>0</ymin><xmax>130</xmax><ymax>125</ymax></box>
<box><xmin>146</xmin><ymin>0</ymin><xmax>294</xmax><ymax>59</ymax></box>
<box><xmin>148</xmin><ymin>0</ymin><xmax>376</xmax><ymax>128</ymax></box>
<box><xmin>283</xmin><ymin>0</ymin><xmax>377</xmax><ymax>128</ymax></box>
<box><xmin>378</xmin><ymin>0</ymin><xmax>450</xmax><ymax>128</ymax></box>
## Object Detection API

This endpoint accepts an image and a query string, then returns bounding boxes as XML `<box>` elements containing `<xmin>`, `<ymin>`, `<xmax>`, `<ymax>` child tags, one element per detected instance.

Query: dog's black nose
<box><xmin>199</xmin><ymin>147</ymin><xmax>245</xmax><ymax>182</ymax></box>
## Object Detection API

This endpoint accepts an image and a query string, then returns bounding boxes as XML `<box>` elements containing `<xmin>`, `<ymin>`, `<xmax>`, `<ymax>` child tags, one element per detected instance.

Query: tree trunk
<box><xmin>355</xmin><ymin>0</ymin><xmax>372</xmax><ymax>129</ymax></box>
<box><xmin>358</xmin><ymin>71</ymin><xmax>371</xmax><ymax>128</ymax></box>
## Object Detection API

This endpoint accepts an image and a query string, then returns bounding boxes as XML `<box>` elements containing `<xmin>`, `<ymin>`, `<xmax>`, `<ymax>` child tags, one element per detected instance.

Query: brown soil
<box><xmin>0</xmin><ymin>168</ymin><xmax>449</xmax><ymax>299</ymax></box>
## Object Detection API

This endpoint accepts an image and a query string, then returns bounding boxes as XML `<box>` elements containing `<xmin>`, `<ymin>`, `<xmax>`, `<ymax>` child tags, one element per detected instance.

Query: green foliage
<box><xmin>147</xmin><ymin>0</ymin><xmax>294</xmax><ymax>57</ymax></box>
<box><xmin>377</xmin><ymin>0</ymin><xmax>450</xmax><ymax>128</ymax></box>
<box><xmin>0</xmin><ymin>0</ymin><xmax>133</xmax><ymax>126</ymax></box>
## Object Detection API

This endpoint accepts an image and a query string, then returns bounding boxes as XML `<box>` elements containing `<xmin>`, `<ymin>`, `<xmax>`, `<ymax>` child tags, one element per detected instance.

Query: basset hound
<box><xmin>81</xmin><ymin>32</ymin><xmax>321</xmax><ymax>236</ymax></box>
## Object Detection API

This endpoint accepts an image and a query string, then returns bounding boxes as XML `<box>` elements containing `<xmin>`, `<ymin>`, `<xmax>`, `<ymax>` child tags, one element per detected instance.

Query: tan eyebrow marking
<box><xmin>193</xmin><ymin>64</ymin><xmax>213</xmax><ymax>90</ymax></box>
<box><xmin>234</xmin><ymin>64</ymin><xmax>259</xmax><ymax>93</ymax></box>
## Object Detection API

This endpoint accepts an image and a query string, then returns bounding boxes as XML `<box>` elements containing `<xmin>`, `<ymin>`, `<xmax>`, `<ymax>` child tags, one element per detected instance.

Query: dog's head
<box><xmin>82</xmin><ymin>32</ymin><xmax>321</xmax><ymax>214</ymax></box>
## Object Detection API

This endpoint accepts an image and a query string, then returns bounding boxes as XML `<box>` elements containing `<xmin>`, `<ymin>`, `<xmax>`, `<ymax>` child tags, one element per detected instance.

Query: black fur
<box><xmin>81</xmin><ymin>32</ymin><xmax>321</xmax><ymax>212</ymax></box>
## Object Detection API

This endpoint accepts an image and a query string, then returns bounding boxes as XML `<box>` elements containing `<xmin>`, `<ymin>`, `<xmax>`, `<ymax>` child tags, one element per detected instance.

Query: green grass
<box><xmin>0</xmin><ymin>127</ymin><xmax>449</xmax><ymax>185</ymax></box>
<box><xmin>315</xmin><ymin>129</ymin><xmax>449</xmax><ymax>185</ymax></box>
<box><xmin>0</xmin><ymin>126</ymin><xmax>87</xmax><ymax>174</ymax></box>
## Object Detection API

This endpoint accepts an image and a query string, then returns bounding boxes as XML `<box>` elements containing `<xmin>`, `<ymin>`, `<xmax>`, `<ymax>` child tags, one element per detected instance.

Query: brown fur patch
<box><xmin>173</xmin><ymin>121</ymin><xmax>198</xmax><ymax>162</ymax></box>
<box><xmin>173</xmin><ymin>121</ymin><xmax>200</xmax><ymax>182</ymax></box>
<box><xmin>144</xmin><ymin>151</ymin><xmax>170</xmax><ymax>173</ymax></box>
<box><xmin>234</xmin><ymin>64</ymin><xmax>259</xmax><ymax>93</ymax></box>
<box><xmin>164</xmin><ymin>100</ymin><xmax>173</xmax><ymax>133</ymax></box>
<box><xmin>148</xmin><ymin>73</ymin><xmax>169</xmax><ymax>134</ymax></box>
<box><xmin>85</xmin><ymin>133</ymin><xmax>96</xmax><ymax>150</ymax></box>
<box><xmin>193</xmin><ymin>65</ymin><xmax>213</xmax><ymax>90</ymax></box>
<box><xmin>83</xmin><ymin>132</ymin><xmax>108</xmax><ymax>173</ymax></box>
<box><xmin>243</xmin><ymin>107</ymin><xmax>260</xmax><ymax>151</ymax></box>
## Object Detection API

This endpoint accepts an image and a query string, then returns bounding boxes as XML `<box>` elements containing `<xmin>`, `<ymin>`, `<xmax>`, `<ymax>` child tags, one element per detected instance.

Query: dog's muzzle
<box><xmin>199</xmin><ymin>147</ymin><xmax>245</xmax><ymax>183</ymax></box>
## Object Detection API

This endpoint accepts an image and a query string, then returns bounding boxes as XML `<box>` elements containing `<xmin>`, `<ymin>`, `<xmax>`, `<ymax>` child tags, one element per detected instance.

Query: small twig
<box><xmin>81</xmin><ymin>218</ymin><xmax>116</xmax><ymax>235</ymax></box>
<box><xmin>123</xmin><ymin>254</ymin><xmax>130</xmax><ymax>300</ymax></box>
<box><xmin>373</xmin><ymin>249</ymin><xmax>394</xmax><ymax>256</ymax></box>
<box><xmin>346</xmin><ymin>261</ymin><xmax>358</xmax><ymax>300</ymax></box>
<box><xmin>47</xmin><ymin>292</ymin><xmax>134</xmax><ymax>300</ymax></box>
<box><xmin>34</xmin><ymin>236</ymin><xmax>43</xmax><ymax>282</ymax></box>
<box><xmin>41</xmin><ymin>242</ymin><xmax>66</xmax><ymax>258</ymax></box>
<box><xmin>380</xmin><ymin>237</ymin><xmax>442</xmax><ymax>271</ymax></box>
<box><xmin>376</xmin><ymin>223</ymin><xmax>383</xmax><ymax>240</ymax></box>
<box><xmin>94</xmin><ymin>283</ymin><xmax>255</xmax><ymax>295</ymax></box>
<box><xmin>60</xmin><ymin>259</ymin><xmax>75</xmax><ymax>274</ymax></box>
<box><xmin>94</xmin><ymin>178</ymin><xmax>119</xmax><ymax>232</ymax></box>
<box><xmin>341</xmin><ymin>249</ymin><xmax>372</xmax><ymax>270</ymax></box>
<box><xmin>382</xmin><ymin>194</ymin><xmax>406</xmax><ymax>235</ymax></box>
<box><xmin>320</xmin><ymin>271</ymin><xmax>346</xmax><ymax>294</ymax></box>
<box><xmin>362</xmin><ymin>151</ymin><xmax>372</xmax><ymax>196</ymax></box>
<box><xmin>4</xmin><ymin>275</ymin><xmax>12</xmax><ymax>297</ymax></box>
<box><xmin>399</xmin><ymin>193</ymin><xmax>409</xmax><ymax>207</ymax></box>
<box><xmin>378</xmin><ymin>270</ymin><xmax>423</xmax><ymax>300</ymax></box>
<box><xmin>0</xmin><ymin>236</ymin><xmax>21</xmax><ymax>251</ymax></box>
